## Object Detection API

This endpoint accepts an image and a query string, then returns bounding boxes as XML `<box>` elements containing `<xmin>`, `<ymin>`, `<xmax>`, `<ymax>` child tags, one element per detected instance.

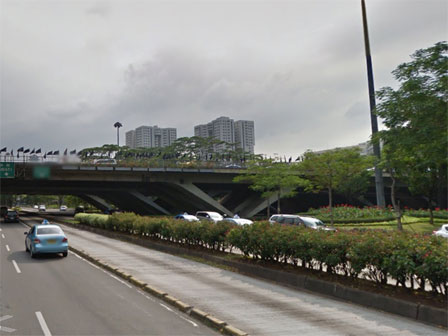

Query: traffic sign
<box><xmin>33</xmin><ymin>166</ymin><xmax>51</xmax><ymax>179</ymax></box>
<box><xmin>0</xmin><ymin>162</ymin><xmax>15</xmax><ymax>179</ymax></box>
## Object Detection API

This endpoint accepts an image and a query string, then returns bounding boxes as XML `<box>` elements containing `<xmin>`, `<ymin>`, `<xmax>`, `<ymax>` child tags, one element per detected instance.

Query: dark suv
<box><xmin>4</xmin><ymin>210</ymin><xmax>19</xmax><ymax>223</ymax></box>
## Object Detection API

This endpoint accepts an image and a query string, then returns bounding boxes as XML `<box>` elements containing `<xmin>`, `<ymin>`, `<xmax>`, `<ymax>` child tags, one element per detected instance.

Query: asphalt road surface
<box><xmin>0</xmin><ymin>220</ymin><xmax>218</xmax><ymax>335</ymax></box>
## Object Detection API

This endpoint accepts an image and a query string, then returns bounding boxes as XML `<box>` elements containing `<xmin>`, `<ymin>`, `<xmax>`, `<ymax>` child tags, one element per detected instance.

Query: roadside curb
<box><xmin>68</xmin><ymin>246</ymin><xmax>248</xmax><ymax>336</ymax></box>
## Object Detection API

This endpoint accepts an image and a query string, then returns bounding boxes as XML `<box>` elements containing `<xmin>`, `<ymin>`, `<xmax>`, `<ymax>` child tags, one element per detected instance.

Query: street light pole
<box><xmin>114</xmin><ymin>122</ymin><xmax>123</xmax><ymax>147</ymax></box>
<box><xmin>361</xmin><ymin>0</ymin><xmax>385</xmax><ymax>207</ymax></box>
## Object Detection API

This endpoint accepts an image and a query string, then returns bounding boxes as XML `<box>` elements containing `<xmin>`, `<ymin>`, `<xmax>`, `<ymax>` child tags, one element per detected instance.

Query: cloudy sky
<box><xmin>1</xmin><ymin>0</ymin><xmax>446</xmax><ymax>158</ymax></box>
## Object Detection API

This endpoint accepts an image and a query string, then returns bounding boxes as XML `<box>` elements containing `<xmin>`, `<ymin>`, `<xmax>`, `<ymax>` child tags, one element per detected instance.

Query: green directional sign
<box><xmin>0</xmin><ymin>162</ymin><xmax>15</xmax><ymax>178</ymax></box>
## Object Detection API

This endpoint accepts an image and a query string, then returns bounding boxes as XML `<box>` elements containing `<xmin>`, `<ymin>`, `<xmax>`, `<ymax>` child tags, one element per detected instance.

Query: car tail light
<box><xmin>33</xmin><ymin>238</ymin><xmax>40</xmax><ymax>243</ymax></box>
<box><xmin>62</xmin><ymin>237</ymin><xmax>68</xmax><ymax>242</ymax></box>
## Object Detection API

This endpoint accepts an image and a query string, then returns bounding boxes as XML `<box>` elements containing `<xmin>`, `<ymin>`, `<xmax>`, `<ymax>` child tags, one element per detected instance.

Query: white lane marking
<box><xmin>5</xmin><ymin>245</ymin><xmax>10</xmax><ymax>252</ymax></box>
<box><xmin>179</xmin><ymin>316</ymin><xmax>198</xmax><ymax>327</ymax></box>
<box><xmin>0</xmin><ymin>315</ymin><xmax>16</xmax><ymax>333</ymax></box>
<box><xmin>72</xmin><ymin>252</ymin><xmax>132</xmax><ymax>288</ymax></box>
<box><xmin>35</xmin><ymin>312</ymin><xmax>52</xmax><ymax>336</ymax></box>
<box><xmin>109</xmin><ymin>274</ymin><xmax>132</xmax><ymax>288</ymax></box>
<box><xmin>158</xmin><ymin>302</ymin><xmax>198</xmax><ymax>327</ymax></box>
<box><xmin>12</xmin><ymin>260</ymin><xmax>21</xmax><ymax>274</ymax></box>
<box><xmin>159</xmin><ymin>303</ymin><xmax>173</xmax><ymax>312</ymax></box>
<box><xmin>71</xmin><ymin>252</ymin><xmax>198</xmax><ymax>328</ymax></box>
<box><xmin>0</xmin><ymin>315</ymin><xmax>13</xmax><ymax>322</ymax></box>
<box><xmin>1</xmin><ymin>234</ymin><xmax>5</xmax><ymax>239</ymax></box>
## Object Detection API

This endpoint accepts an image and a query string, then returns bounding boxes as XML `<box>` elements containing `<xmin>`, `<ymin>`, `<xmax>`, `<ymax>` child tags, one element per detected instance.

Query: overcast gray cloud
<box><xmin>1</xmin><ymin>0</ymin><xmax>446</xmax><ymax>157</ymax></box>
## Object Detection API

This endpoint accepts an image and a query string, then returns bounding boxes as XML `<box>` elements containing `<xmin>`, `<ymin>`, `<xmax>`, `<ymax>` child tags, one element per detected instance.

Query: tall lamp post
<box><xmin>114</xmin><ymin>122</ymin><xmax>123</xmax><ymax>147</ymax></box>
<box><xmin>361</xmin><ymin>0</ymin><xmax>385</xmax><ymax>207</ymax></box>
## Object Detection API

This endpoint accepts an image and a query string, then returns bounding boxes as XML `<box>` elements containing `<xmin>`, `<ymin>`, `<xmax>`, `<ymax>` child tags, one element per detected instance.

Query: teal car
<box><xmin>25</xmin><ymin>224</ymin><xmax>68</xmax><ymax>258</ymax></box>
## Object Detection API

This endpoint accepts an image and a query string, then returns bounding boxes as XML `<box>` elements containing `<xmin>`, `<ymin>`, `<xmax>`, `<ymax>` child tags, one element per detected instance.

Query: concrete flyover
<box><xmin>1</xmin><ymin>162</ymin><xmax>435</xmax><ymax>215</ymax></box>
<box><xmin>0</xmin><ymin>163</ymin><xmax>271</xmax><ymax>216</ymax></box>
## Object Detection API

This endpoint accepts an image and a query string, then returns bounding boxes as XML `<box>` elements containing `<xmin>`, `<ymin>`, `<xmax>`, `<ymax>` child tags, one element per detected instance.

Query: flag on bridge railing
<box><xmin>17</xmin><ymin>147</ymin><xmax>24</xmax><ymax>152</ymax></box>
<box><xmin>0</xmin><ymin>147</ymin><xmax>6</xmax><ymax>152</ymax></box>
<box><xmin>70</xmin><ymin>149</ymin><xmax>76</xmax><ymax>155</ymax></box>
<box><xmin>24</xmin><ymin>148</ymin><xmax>30</xmax><ymax>154</ymax></box>
<box><xmin>47</xmin><ymin>151</ymin><xmax>53</xmax><ymax>155</ymax></box>
<box><xmin>53</xmin><ymin>150</ymin><xmax>60</xmax><ymax>155</ymax></box>
<box><xmin>36</xmin><ymin>148</ymin><xmax>42</xmax><ymax>154</ymax></box>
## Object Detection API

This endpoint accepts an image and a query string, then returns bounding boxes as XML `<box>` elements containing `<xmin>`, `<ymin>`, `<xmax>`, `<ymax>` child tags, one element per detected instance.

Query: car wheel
<box><xmin>25</xmin><ymin>243</ymin><xmax>29</xmax><ymax>252</ymax></box>
<box><xmin>62</xmin><ymin>252</ymin><xmax>68</xmax><ymax>257</ymax></box>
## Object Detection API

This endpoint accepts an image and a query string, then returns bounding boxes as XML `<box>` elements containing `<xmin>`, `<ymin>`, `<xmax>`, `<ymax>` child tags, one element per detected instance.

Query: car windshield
<box><xmin>7</xmin><ymin>211</ymin><xmax>17</xmax><ymax>215</ymax></box>
<box><xmin>301</xmin><ymin>217</ymin><xmax>325</xmax><ymax>227</ymax></box>
<box><xmin>37</xmin><ymin>227</ymin><xmax>63</xmax><ymax>235</ymax></box>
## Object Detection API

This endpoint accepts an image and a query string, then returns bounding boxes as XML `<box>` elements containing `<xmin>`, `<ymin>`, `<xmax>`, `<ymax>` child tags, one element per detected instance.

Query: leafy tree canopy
<box><xmin>375</xmin><ymin>41</ymin><xmax>447</xmax><ymax>207</ymax></box>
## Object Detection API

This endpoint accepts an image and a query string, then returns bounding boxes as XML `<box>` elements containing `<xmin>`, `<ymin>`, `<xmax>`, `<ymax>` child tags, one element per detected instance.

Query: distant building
<box><xmin>194</xmin><ymin>116</ymin><xmax>255</xmax><ymax>153</ymax></box>
<box><xmin>125</xmin><ymin>130</ymin><xmax>135</xmax><ymax>149</ymax></box>
<box><xmin>125</xmin><ymin>126</ymin><xmax>177</xmax><ymax>149</ymax></box>
<box><xmin>235</xmin><ymin>120</ymin><xmax>255</xmax><ymax>154</ymax></box>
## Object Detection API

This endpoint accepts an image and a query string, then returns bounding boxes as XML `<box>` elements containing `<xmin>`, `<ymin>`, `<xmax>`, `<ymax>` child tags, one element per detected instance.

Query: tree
<box><xmin>375</xmin><ymin>41</ymin><xmax>448</xmax><ymax>224</ymax></box>
<box><xmin>298</xmin><ymin>148</ymin><xmax>373</xmax><ymax>225</ymax></box>
<box><xmin>234</xmin><ymin>159</ymin><xmax>308</xmax><ymax>217</ymax></box>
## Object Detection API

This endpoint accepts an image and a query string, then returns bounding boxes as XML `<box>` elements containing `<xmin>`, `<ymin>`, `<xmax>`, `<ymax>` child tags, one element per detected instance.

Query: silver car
<box><xmin>195</xmin><ymin>211</ymin><xmax>224</xmax><ymax>223</ymax></box>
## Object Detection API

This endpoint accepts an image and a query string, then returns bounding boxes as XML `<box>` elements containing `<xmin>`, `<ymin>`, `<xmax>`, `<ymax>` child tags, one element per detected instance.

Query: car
<box><xmin>195</xmin><ymin>211</ymin><xmax>224</xmax><ymax>223</ymax></box>
<box><xmin>4</xmin><ymin>210</ymin><xmax>19</xmax><ymax>223</ymax></box>
<box><xmin>433</xmin><ymin>224</ymin><xmax>448</xmax><ymax>238</ymax></box>
<box><xmin>224</xmin><ymin>217</ymin><xmax>253</xmax><ymax>225</ymax></box>
<box><xmin>269</xmin><ymin>214</ymin><xmax>304</xmax><ymax>226</ymax></box>
<box><xmin>60</xmin><ymin>205</ymin><xmax>68</xmax><ymax>211</ymax></box>
<box><xmin>174</xmin><ymin>213</ymin><xmax>200</xmax><ymax>222</ymax></box>
<box><xmin>299</xmin><ymin>216</ymin><xmax>337</xmax><ymax>231</ymax></box>
<box><xmin>24</xmin><ymin>224</ymin><xmax>68</xmax><ymax>258</ymax></box>
<box><xmin>269</xmin><ymin>214</ymin><xmax>336</xmax><ymax>231</ymax></box>
<box><xmin>103</xmin><ymin>208</ymin><xmax>121</xmax><ymax>214</ymax></box>
<box><xmin>225</xmin><ymin>164</ymin><xmax>242</xmax><ymax>169</ymax></box>
<box><xmin>38</xmin><ymin>204</ymin><xmax>46</xmax><ymax>212</ymax></box>
<box><xmin>33</xmin><ymin>205</ymin><xmax>39</xmax><ymax>209</ymax></box>
<box><xmin>74</xmin><ymin>206</ymin><xmax>85</xmax><ymax>214</ymax></box>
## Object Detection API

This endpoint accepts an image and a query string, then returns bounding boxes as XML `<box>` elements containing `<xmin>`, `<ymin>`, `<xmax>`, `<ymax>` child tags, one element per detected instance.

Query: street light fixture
<box><xmin>114</xmin><ymin>122</ymin><xmax>123</xmax><ymax>147</ymax></box>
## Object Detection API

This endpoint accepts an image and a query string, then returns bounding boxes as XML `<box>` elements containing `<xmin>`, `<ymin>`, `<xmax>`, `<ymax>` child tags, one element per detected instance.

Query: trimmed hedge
<box><xmin>74</xmin><ymin>213</ymin><xmax>448</xmax><ymax>295</ymax></box>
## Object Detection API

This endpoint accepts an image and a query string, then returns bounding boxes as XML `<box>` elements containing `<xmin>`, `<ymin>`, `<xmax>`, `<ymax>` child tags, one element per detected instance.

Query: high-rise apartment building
<box><xmin>194</xmin><ymin>116</ymin><xmax>255</xmax><ymax>153</ymax></box>
<box><xmin>235</xmin><ymin>120</ymin><xmax>255</xmax><ymax>154</ymax></box>
<box><xmin>125</xmin><ymin>125</ymin><xmax>177</xmax><ymax>149</ymax></box>
<box><xmin>125</xmin><ymin>130</ymin><xmax>136</xmax><ymax>149</ymax></box>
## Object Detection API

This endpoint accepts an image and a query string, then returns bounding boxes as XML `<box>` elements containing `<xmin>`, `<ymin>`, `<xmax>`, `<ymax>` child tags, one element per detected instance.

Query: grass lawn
<box><xmin>337</xmin><ymin>216</ymin><xmax>445</xmax><ymax>234</ymax></box>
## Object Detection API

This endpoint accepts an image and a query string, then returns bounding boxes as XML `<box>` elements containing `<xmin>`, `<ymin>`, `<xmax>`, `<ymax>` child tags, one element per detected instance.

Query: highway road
<box><xmin>19</xmin><ymin>212</ymin><xmax>447</xmax><ymax>336</ymax></box>
<box><xmin>0</xmin><ymin>220</ymin><xmax>218</xmax><ymax>335</ymax></box>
